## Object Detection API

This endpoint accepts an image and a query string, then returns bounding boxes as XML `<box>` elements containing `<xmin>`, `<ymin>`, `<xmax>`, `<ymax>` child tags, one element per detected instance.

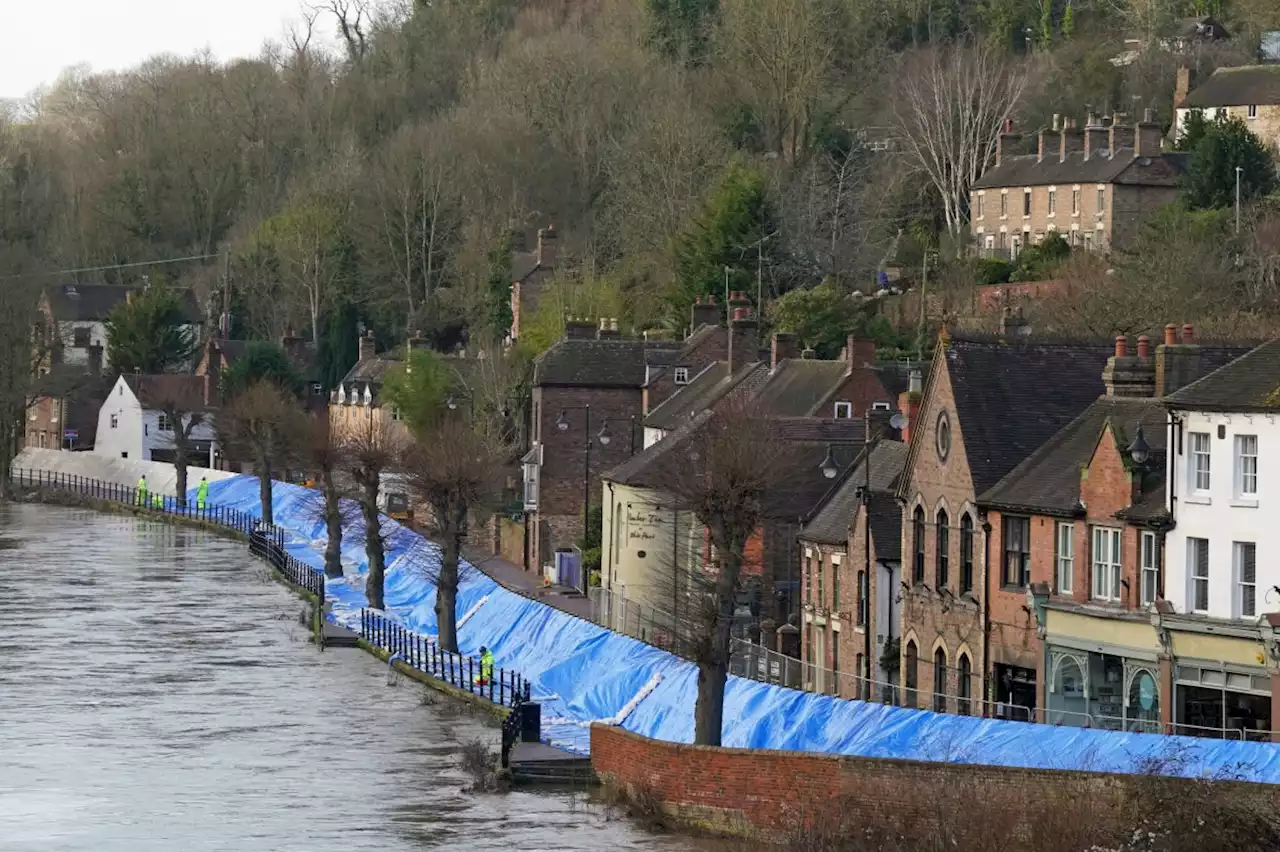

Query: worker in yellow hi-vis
<box><xmin>473</xmin><ymin>646</ymin><xmax>494</xmax><ymax>687</ymax></box>
<box><xmin>196</xmin><ymin>477</ymin><xmax>209</xmax><ymax>511</ymax></box>
<box><xmin>135</xmin><ymin>475</ymin><xmax>148</xmax><ymax>506</ymax></box>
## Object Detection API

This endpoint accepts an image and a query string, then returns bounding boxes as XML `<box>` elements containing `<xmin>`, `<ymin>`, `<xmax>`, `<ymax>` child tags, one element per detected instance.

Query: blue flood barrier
<box><xmin>200</xmin><ymin>475</ymin><xmax>1280</xmax><ymax>782</ymax></box>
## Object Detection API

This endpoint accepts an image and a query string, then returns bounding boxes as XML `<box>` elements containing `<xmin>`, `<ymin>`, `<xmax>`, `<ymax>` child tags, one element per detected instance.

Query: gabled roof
<box><xmin>979</xmin><ymin>396</ymin><xmax>1167</xmax><ymax>517</ymax></box>
<box><xmin>645</xmin><ymin>363</ymin><xmax>728</xmax><ymax>430</ymax></box>
<box><xmin>752</xmin><ymin>359</ymin><xmax>851</xmax><ymax>417</ymax></box>
<box><xmin>802</xmin><ymin>441</ymin><xmax>908</xmax><ymax>545</ymax></box>
<box><xmin>534</xmin><ymin>338</ymin><xmax>681</xmax><ymax>388</ymax></box>
<box><xmin>124</xmin><ymin>374</ymin><xmax>213</xmax><ymax>412</ymax></box>
<box><xmin>1165</xmin><ymin>338</ymin><xmax>1280</xmax><ymax>412</ymax></box>
<box><xmin>1180</xmin><ymin>66</ymin><xmax>1280</xmax><ymax>109</ymax></box>
<box><xmin>44</xmin><ymin>283</ymin><xmax>202</xmax><ymax>324</ymax></box>
<box><xmin>925</xmin><ymin>335</ymin><xmax>1114</xmax><ymax>496</ymax></box>
<box><xmin>867</xmin><ymin>493</ymin><xmax>903</xmax><ymax>562</ymax></box>
<box><xmin>972</xmin><ymin>149</ymin><xmax>1186</xmax><ymax>191</ymax></box>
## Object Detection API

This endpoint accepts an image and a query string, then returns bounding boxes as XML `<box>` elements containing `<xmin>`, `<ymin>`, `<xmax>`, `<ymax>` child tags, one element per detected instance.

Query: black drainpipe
<box><xmin>981</xmin><ymin>514</ymin><xmax>993</xmax><ymax>709</ymax></box>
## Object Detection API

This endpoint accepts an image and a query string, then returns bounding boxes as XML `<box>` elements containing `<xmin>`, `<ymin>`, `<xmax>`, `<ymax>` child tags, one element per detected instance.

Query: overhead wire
<box><xmin>0</xmin><ymin>252</ymin><xmax>221</xmax><ymax>282</ymax></box>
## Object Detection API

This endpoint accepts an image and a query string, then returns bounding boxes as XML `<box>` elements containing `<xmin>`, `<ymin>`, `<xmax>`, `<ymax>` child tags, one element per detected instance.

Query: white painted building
<box><xmin>94</xmin><ymin>374</ymin><xmax>218</xmax><ymax>467</ymax></box>
<box><xmin>41</xmin><ymin>283</ymin><xmax>203</xmax><ymax>372</ymax></box>
<box><xmin>1164</xmin><ymin>340</ymin><xmax>1280</xmax><ymax>623</ymax></box>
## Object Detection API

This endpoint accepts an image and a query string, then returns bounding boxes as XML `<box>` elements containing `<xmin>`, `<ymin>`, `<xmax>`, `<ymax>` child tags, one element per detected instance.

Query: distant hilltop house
<box><xmin>1173</xmin><ymin>64</ymin><xmax>1280</xmax><ymax>154</ymax></box>
<box><xmin>971</xmin><ymin>112</ymin><xmax>1184</xmax><ymax>259</ymax></box>
<box><xmin>507</xmin><ymin>224</ymin><xmax>558</xmax><ymax>346</ymax></box>
<box><xmin>39</xmin><ymin>282</ymin><xmax>203</xmax><ymax>373</ymax></box>
<box><xmin>1111</xmin><ymin>16</ymin><xmax>1230</xmax><ymax>67</ymax></box>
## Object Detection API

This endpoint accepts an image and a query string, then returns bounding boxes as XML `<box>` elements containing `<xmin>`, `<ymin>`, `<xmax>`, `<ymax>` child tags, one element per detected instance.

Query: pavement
<box><xmin>461</xmin><ymin>549</ymin><xmax>595</xmax><ymax>620</ymax></box>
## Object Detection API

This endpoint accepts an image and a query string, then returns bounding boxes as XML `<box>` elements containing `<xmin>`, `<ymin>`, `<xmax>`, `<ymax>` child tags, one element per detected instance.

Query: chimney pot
<box><xmin>1114</xmin><ymin>335</ymin><xmax>1127</xmax><ymax>358</ymax></box>
<box><xmin>1137</xmin><ymin>334</ymin><xmax>1150</xmax><ymax>359</ymax></box>
<box><xmin>732</xmin><ymin>307</ymin><xmax>752</xmax><ymax>321</ymax></box>
<box><xmin>1182</xmin><ymin>323</ymin><xmax>1194</xmax><ymax>345</ymax></box>
<box><xmin>1164</xmin><ymin>323</ymin><xmax>1178</xmax><ymax>346</ymax></box>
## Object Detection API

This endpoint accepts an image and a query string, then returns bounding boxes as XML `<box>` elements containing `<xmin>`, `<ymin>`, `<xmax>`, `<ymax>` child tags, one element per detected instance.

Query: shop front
<box><xmin>1172</xmin><ymin>660</ymin><xmax>1271</xmax><ymax>740</ymax></box>
<box><xmin>1042</xmin><ymin>607</ymin><xmax>1164</xmax><ymax>732</ymax></box>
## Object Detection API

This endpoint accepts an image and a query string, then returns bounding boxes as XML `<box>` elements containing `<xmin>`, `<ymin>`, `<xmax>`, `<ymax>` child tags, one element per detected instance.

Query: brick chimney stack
<box><xmin>728</xmin><ymin>307</ymin><xmax>759</xmax><ymax>374</ymax></box>
<box><xmin>1084</xmin><ymin>114</ymin><xmax>1109</xmax><ymax>159</ymax></box>
<box><xmin>1174</xmin><ymin>67</ymin><xmax>1196</xmax><ymax>109</ymax></box>
<box><xmin>843</xmin><ymin>335</ymin><xmax>876</xmax><ymax>371</ymax></box>
<box><xmin>1059</xmin><ymin>118</ymin><xmax>1084</xmax><ymax>161</ymax></box>
<box><xmin>1037</xmin><ymin>128</ymin><xmax>1059</xmax><ymax>163</ymax></box>
<box><xmin>1102</xmin><ymin>334</ymin><xmax>1156</xmax><ymax>397</ymax></box>
<box><xmin>1135</xmin><ymin>109</ymin><xmax>1163</xmax><ymax>158</ymax></box>
<box><xmin>771</xmin><ymin>332</ymin><xmax>799</xmax><ymax>371</ymax></box>
<box><xmin>564</xmin><ymin>317</ymin><xmax>597</xmax><ymax>340</ymax></box>
<box><xmin>690</xmin><ymin>295</ymin><xmax>720</xmax><ymax>331</ymax></box>
<box><xmin>358</xmin><ymin>330</ymin><xmax>376</xmax><ymax>362</ymax></box>
<box><xmin>596</xmin><ymin>317</ymin><xmax>621</xmax><ymax>340</ymax></box>
<box><xmin>536</xmin><ymin>224</ymin><xmax>558</xmax><ymax>271</ymax></box>
<box><xmin>996</xmin><ymin>118</ymin><xmax>1021</xmax><ymax>166</ymax></box>
<box><xmin>1108</xmin><ymin>111</ymin><xmax>1135</xmax><ymax>154</ymax></box>
<box><xmin>898</xmin><ymin>369</ymin><xmax>924</xmax><ymax>443</ymax></box>
<box><xmin>1155</xmin><ymin>322</ymin><xmax>1203</xmax><ymax>397</ymax></box>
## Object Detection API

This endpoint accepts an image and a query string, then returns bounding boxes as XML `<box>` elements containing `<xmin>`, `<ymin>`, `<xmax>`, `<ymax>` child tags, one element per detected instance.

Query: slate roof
<box><xmin>972</xmin><ymin>149</ymin><xmax>1187</xmax><ymax>191</ymax></box>
<box><xmin>802</xmin><ymin>441</ymin><xmax>908</xmax><ymax>545</ymax></box>
<box><xmin>124</xmin><ymin>374</ymin><xmax>213</xmax><ymax>412</ymax></box>
<box><xmin>979</xmin><ymin>397</ymin><xmax>1167</xmax><ymax>517</ymax></box>
<box><xmin>1181</xmin><ymin>66</ymin><xmax>1280</xmax><ymax>108</ymax></box>
<box><xmin>928</xmin><ymin>336</ymin><xmax>1114</xmax><ymax>496</ymax></box>
<box><xmin>1165</xmin><ymin>339</ymin><xmax>1280</xmax><ymax>412</ymax></box>
<box><xmin>534</xmin><ymin>338</ymin><xmax>681</xmax><ymax>388</ymax></box>
<box><xmin>867</xmin><ymin>493</ymin><xmax>904</xmax><ymax>562</ymax></box>
<box><xmin>645</xmin><ymin>363</ymin><xmax>729</xmax><ymax>430</ymax></box>
<box><xmin>752</xmin><ymin>359</ymin><xmax>851</xmax><ymax>416</ymax></box>
<box><xmin>45</xmin><ymin>283</ymin><xmax>202</xmax><ymax>323</ymax></box>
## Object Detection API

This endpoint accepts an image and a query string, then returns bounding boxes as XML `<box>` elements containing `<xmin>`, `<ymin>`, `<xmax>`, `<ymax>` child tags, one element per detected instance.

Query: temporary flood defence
<box><xmin>202</xmin><ymin>475</ymin><xmax>1280</xmax><ymax>783</ymax></box>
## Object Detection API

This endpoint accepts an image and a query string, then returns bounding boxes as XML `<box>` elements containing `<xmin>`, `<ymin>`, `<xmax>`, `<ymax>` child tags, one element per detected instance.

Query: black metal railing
<box><xmin>11</xmin><ymin>468</ymin><xmax>262</xmax><ymax>536</ymax></box>
<box><xmin>249</xmin><ymin>526</ymin><xmax>326</xmax><ymax>600</ymax></box>
<box><xmin>360</xmin><ymin>608</ymin><xmax>530</xmax><ymax>709</ymax></box>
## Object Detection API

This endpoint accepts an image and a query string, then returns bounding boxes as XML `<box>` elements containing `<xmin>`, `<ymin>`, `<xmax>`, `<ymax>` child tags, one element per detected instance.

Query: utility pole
<box><xmin>1235</xmin><ymin>166</ymin><xmax>1244</xmax><ymax>235</ymax></box>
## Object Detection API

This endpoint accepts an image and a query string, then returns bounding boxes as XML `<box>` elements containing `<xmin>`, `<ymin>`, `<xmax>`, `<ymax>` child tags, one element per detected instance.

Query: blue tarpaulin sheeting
<box><xmin>202</xmin><ymin>475</ymin><xmax>1280</xmax><ymax>783</ymax></box>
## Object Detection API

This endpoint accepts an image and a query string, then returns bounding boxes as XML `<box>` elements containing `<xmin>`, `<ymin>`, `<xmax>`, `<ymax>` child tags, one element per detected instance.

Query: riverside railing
<box><xmin>358</xmin><ymin>608</ymin><xmax>530</xmax><ymax>709</ymax></box>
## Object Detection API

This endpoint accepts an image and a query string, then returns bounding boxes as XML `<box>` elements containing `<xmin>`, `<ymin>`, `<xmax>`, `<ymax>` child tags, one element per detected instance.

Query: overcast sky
<box><xmin>2</xmin><ymin>0</ymin><xmax>315</xmax><ymax>99</ymax></box>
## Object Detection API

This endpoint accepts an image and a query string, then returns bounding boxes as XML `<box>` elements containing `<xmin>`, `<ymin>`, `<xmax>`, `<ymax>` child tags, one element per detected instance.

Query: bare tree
<box><xmin>891</xmin><ymin>43</ymin><xmax>1029</xmax><ymax>242</ymax></box>
<box><xmin>155</xmin><ymin>396</ymin><xmax>211</xmax><ymax>510</ymax></box>
<box><xmin>401</xmin><ymin>418</ymin><xmax>507</xmax><ymax>653</ymax></box>
<box><xmin>341</xmin><ymin>415</ymin><xmax>401</xmax><ymax>611</ymax></box>
<box><xmin>302</xmin><ymin>414</ymin><xmax>350</xmax><ymax>578</ymax></box>
<box><xmin>650</xmin><ymin>404</ymin><xmax>802</xmax><ymax>746</ymax></box>
<box><xmin>0</xmin><ymin>277</ymin><xmax>45</xmax><ymax>499</ymax></box>
<box><xmin>217</xmin><ymin>381</ymin><xmax>305</xmax><ymax>526</ymax></box>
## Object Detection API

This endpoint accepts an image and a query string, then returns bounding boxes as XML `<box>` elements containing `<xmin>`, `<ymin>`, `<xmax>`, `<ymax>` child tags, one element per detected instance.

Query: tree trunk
<box><xmin>362</xmin><ymin>475</ymin><xmax>386</xmax><ymax>610</ymax></box>
<box><xmin>434</xmin><ymin>499</ymin><xmax>465</xmax><ymax>654</ymax></box>
<box><xmin>321</xmin><ymin>468</ymin><xmax>344</xmax><ymax>579</ymax></box>
<box><xmin>694</xmin><ymin>523</ymin><xmax>747</xmax><ymax>747</ymax></box>
<box><xmin>0</xmin><ymin>419</ymin><xmax>14</xmax><ymax>501</ymax></box>
<box><xmin>258</xmin><ymin>454</ymin><xmax>274</xmax><ymax>526</ymax></box>
<box><xmin>694</xmin><ymin>658</ymin><xmax>728</xmax><ymax>746</ymax></box>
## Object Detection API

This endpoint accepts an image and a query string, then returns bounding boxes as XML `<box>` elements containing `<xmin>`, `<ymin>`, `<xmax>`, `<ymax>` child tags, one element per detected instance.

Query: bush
<box><xmin>974</xmin><ymin>258</ymin><xmax>1013</xmax><ymax>286</ymax></box>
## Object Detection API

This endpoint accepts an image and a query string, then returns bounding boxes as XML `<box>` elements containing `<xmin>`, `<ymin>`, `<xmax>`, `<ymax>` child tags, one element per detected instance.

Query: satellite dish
<box><xmin>889</xmin><ymin>412</ymin><xmax>908</xmax><ymax>430</ymax></box>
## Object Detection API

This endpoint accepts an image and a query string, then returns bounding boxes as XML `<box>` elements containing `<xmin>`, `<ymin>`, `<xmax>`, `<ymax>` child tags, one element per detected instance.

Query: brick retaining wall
<box><xmin>589</xmin><ymin>724</ymin><xmax>1280</xmax><ymax>841</ymax></box>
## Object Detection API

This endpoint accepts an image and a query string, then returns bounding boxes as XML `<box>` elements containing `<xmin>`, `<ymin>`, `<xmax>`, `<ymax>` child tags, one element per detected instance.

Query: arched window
<box><xmin>904</xmin><ymin>640</ymin><xmax>919</xmax><ymax>707</ymax></box>
<box><xmin>958</xmin><ymin>654</ymin><xmax>972</xmax><ymax>716</ymax></box>
<box><xmin>936</xmin><ymin>509</ymin><xmax>950</xmax><ymax>590</ymax></box>
<box><xmin>960</xmin><ymin>514</ymin><xmax>974</xmax><ymax>593</ymax></box>
<box><xmin>933</xmin><ymin>648</ymin><xmax>948</xmax><ymax>713</ymax></box>
<box><xmin>912</xmin><ymin>507</ymin><xmax>925</xmax><ymax>585</ymax></box>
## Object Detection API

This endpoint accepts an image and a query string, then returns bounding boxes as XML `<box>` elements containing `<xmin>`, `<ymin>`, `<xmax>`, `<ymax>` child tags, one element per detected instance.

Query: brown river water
<box><xmin>0</xmin><ymin>504</ymin><xmax>720</xmax><ymax>852</ymax></box>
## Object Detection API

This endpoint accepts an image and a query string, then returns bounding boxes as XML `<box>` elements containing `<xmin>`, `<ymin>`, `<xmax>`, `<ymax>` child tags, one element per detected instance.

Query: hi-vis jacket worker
<box><xmin>196</xmin><ymin>477</ymin><xmax>209</xmax><ymax>511</ymax></box>
<box><xmin>135</xmin><ymin>475</ymin><xmax>148</xmax><ymax>506</ymax></box>
<box><xmin>474</xmin><ymin>646</ymin><xmax>495</xmax><ymax>687</ymax></box>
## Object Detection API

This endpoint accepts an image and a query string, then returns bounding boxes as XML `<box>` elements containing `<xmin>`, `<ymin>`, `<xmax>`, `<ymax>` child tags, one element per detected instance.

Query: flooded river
<box><xmin>0</xmin><ymin>505</ymin><xmax>715</xmax><ymax>852</ymax></box>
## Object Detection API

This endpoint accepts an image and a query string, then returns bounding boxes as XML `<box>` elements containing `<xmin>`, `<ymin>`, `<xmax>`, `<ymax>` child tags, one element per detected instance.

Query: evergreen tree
<box><xmin>221</xmin><ymin>340</ymin><xmax>305</xmax><ymax>399</ymax></box>
<box><xmin>104</xmin><ymin>279</ymin><xmax>196</xmax><ymax>374</ymax></box>
<box><xmin>1182</xmin><ymin>115</ymin><xmax>1276</xmax><ymax>211</ymax></box>
<box><xmin>647</xmin><ymin>0</ymin><xmax>719</xmax><ymax>65</ymax></box>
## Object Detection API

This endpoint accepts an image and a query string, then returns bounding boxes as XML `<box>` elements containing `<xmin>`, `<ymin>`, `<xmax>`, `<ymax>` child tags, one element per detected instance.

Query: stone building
<box><xmin>1174</xmin><ymin>64</ymin><xmax>1280</xmax><ymax>154</ymax></box>
<box><xmin>971</xmin><ymin>112</ymin><xmax>1184</xmax><ymax>258</ymax></box>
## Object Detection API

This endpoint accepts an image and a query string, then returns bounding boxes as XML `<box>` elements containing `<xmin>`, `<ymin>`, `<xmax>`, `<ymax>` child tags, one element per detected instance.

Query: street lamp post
<box><xmin>1236</xmin><ymin>165</ymin><xmax>1244</xmax><ymax>235</ymax></box>
<box><xmin>556</xmin><ymin>405</ymin><xmax>593</xmax><ymax>594</ymax></box>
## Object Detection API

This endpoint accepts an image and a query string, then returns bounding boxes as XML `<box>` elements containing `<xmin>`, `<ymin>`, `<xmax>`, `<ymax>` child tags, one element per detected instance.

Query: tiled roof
<box><xmin>867</xmin><ymin>493</ymin><xmax>903</xmax><ymax>562</ymax></box>
<box><xmin>978</xmin><ymin>396</ymin><xmax>1167</xmax><ymax>517</ymax></box>
<box><xmin>45</xmin><ymin>283</ymin><xmax>202</xmax><ymax>323</ymax></box>
<box><xmin>1165</xmin><ymin>339</ymin><xmax>1280</xmax><ymax>412</ymax></box>
<box><xmin>645</xmin><ymin>363</ymin><xmax>729</xmax><ymax>430</ymax></box>
<box><xmin>124</xmin><ymin>374</ymin><xmax>212</xmax><ymax>412</ymax></box>
<box><xmin>1181</xmin><ymin>66</ymin><xmax>1280</xmax><ymax>108</ymax></box>
<box><xmin>939</xmin><ymin>336</ymin><xmax>1113</xmax><ymax>495</ymax></box>
<box><xmin>972</xmin><ymin>150</ymin><xmax>1186</xmax><ymax>190</ymax></box>
<box><xmin>802</xmin><ymin>441</ymin><xmax>908</xmax><ymax>545</ymax></box>
<box><xmin>752</xmin><ymin>359</ymin><xmax>850</xmax><ymax>416</ymax></box>
<box><xmin>534</xmin><ymin>338</ymin><xmax>681</xmax><ymax>388</ymax></box>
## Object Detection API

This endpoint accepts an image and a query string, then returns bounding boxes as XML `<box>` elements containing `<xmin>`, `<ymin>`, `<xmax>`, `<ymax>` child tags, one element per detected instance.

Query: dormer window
<box><xmin>833</xmin><ymin>401</ymin><xmax>853</xmax><ymax>419</ymax></box>
<box><xmin>338</xmin><ymin>385</ymin><xmax>348</xmax><ymax>405</ymax></box>
<box><xmin>872</xmin><ymin>402</ymin><xmax>891</xmax><ymax>411</ymax></box>
<box><xmin>674</xmin><ymin>367</ymin><xmax>690</xmax><ymax>385</ymax></box>
<box><xmin>362</xmin><ymin>384</ymin><xmax>373</xmax><ymax>406</ymax></box>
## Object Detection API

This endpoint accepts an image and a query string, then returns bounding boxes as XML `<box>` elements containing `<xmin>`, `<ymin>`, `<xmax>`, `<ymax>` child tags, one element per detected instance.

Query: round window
<box><xmin>936</xmin><ymin>410</ymin><xmax>952</xmax><ymax>462</ymax></box>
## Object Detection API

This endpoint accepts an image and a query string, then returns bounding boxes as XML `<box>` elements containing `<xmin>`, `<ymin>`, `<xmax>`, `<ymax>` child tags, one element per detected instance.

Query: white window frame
<box><xmin>1189</xmin><ymin>431</ymin><xmax>1211</xmax><ymax>493</ymax></box>
<box><xmin>1047</xmin><ymin>187</ymin><xmax>1057</xmax><ymax>216</ymax></box>
<box><xmin>673</xmin><ymin>367</ymin><xmax>690</xmax><ymax>385</ymax></box>
<box><xmin>1234</xmin><ymin>541</ymin><xmax>1257</xmax><ymax>619</ymax></box>
<box><xmin>1022</xmin><ymin>188</ymin><xmax>1032</xmax><ymax>218</ymax></box>
<box><xmin>1072</xmin><ymin>186</ymin><xmax>1080</xmax><ymax>216</ymax></box>
<box><xmin>1091</xmin><ymin>526</ymin><xmax>1122</xmax><ymax>602</ymax></box>
<box><xmin>1056</xmin><ymin>522</ymin><xmax>1073</xmax><ymax>594</ymax></box>
<box><xmin>1248</xmin><ymin>104</ymin><xmax>1258</xmax><ymax>119</ymax></box>
<box><xmin>1140</xmin><ymin>531</ymin><xmax>1158</xmax><ymax>606</ymax></box>
<box><xmin>976</xmin><ymin>192</ymin><xmax>984</xmax><ymax>219</ymax></box>
<box><xmin>390</xmin><ymin>407</ymin><xmax>403</xmax><ymax>422</ymax></box>
<box><xmin>1000</xmin><ymin>190</ymin><xmax>1008</xmax><ymax>218</ymax></box>
<box><xmin>833</xmin><ymin>401</ymin><xmax>853</xmax><ymax>419</ymax></box>
<box><xmin>1096</xmin><ymin>185</ymin><xmax>1106</xmax><ymax>215</ymax></box>
<box><xmin>1188</xmin><ymin>537</ymin><xmax>1210</xmax><ymax>613</ymax></box>
<box><xmin>157</xmin><ymin>412</ymin><xmax>171</xmax><ymax>433</ymax></box>
<box><xmin>871</xmin><ymin>401</ymin><xmax>892</xmax><ymax>411</ymax></box>
<box><xmin>522</xmin><ymin>464</ymin><xmax>540</xmax><ymax>511</ymax></box>
<box><xmin>1234</xmin><ymin>434</ymin><xmax>1258</xmax><ymax>498</ymax></box>
<box><xmin>110</xmin><ymin>413</ymin><xmax>119</xmax><ymax>430</ymax></box>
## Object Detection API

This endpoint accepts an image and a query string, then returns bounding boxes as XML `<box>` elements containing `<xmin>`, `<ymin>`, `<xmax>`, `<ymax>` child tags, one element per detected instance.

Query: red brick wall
<box><xmin>589</xmin><ymin>725</ymin><xmax>1280</xmax><ymax>839</ymax></box>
